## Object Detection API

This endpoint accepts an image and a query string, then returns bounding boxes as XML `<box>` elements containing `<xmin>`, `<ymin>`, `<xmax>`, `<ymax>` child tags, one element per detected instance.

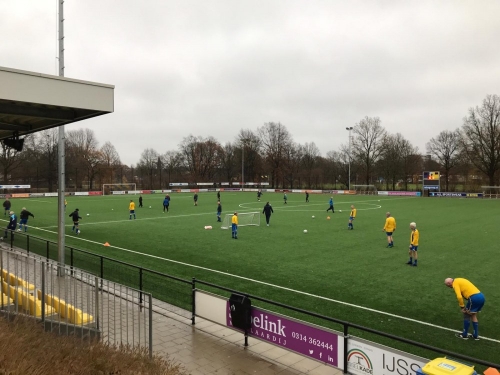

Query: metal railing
<box><xmin>4</xmin><ymin>232</ymin><xmax>500</xmax><ymax>370</ymax></box>
<box><xmin>0</xmin><ymin>247</ymin><xmax>153</xmax><ymax>358</ymax></box>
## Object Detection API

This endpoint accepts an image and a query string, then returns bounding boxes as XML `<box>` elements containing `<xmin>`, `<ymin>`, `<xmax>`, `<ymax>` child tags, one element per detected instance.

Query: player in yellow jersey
<box><xmin>406</xmin><ymin>222</ymin><xmax>419</xmax><ymax>266</ymax></box>
<box><xmin>444</xmin><ymin>278</ymin><xmax>485</xmax><ymax>340</ymax></box>
<box><xmin>231</xmin><ymin>212</ymin><xmax>238</xmax><ymax>239</ymax></box>
<box><xmin>382</xmin><ymin>212</ymin><xmax>396</xmax><ymax>248</ymax></box>
<box><xmin>348</xmin><ymin>205</ymin><xmax>356</xmax><ymax>230</ymax></box>
<box><xmin>129</xmin><ymin>200</ymin><xmax>136</xmax><ymax>220</ymax></box>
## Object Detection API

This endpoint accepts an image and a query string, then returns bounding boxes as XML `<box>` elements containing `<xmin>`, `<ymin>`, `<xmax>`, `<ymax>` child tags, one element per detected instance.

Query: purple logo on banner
<box><xmin>226</xmin><ymin>302</ymin><xmax>338</xmax><ymax>366</ymax></box>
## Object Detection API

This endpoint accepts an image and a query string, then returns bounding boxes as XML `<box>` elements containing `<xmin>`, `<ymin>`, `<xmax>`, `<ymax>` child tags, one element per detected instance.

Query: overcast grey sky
<box><xmin>2</xmin><ymin>1</ymin><xmax>500</xmax><ymax>165</ymax></box>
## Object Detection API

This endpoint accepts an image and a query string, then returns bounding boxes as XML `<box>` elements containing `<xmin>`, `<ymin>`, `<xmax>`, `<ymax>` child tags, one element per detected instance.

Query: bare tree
<box><xmin>258</xmin><ymin>122</ymin><xmax>293</xmax><ymax>188</ymax></box>
<box><xmin>161</xmin><ymin>150</ymin><xmax>182</xmax><ymax>186</ymax></box>
<box><xmin>461</xmin><ymin>94</ymin><xmax>500</xmax><ymax>187</ymax></box>
<box><xmin>219</xmin><ymin>142</ymin><xmax>237</xmax><ymax>183</ymax></box>
<box><xmin>352</xmin><ymin>117</ymin><xmax>386</xmax><ymax>184</ymax></box>
<box><xmin>236</xmin><ymin>129</ymin><xmax>262</xmax><ymax>184</ymax></box>
<box><xmin>138</xmin><ymin>148</ymin><xmax>159</xmax><ymax>189</ymax></box>
<box><xmin>179</xmin><ymin>136</ymin><xmax>222</xmax><ymax>182</ymax></box>
<box><xmin>378</xmin><ymin>134</ymin><xmax>402</xmax><ymax>190</ymax></box>
<box><xmin>426</xmin><ymin>130</ymin><xmax>461</xmax><ymax>191</ymax></box>
<box><xmin>301</xmin><ymin>142</ymin><xmax>320</xmax><ymax>188</ymax></box>
<box><xmin>283</xmin><ymin>143</ymin><xmax>303</xmax><ymax>188</ymax></box>
<box><xmin>100</xmin><ymin>141</ymin><xmax>121</xmax><ymax>184</ymax></box>
<box><xmin>66</xmin><ymin>129</ymin><xmax>102</xmax><ymax>190</ymax></box>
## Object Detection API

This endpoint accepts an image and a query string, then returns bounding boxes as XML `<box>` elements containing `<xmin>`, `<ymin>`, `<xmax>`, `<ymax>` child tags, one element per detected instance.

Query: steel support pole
<box><xmin>57</xmin><ymin>0</ymin><xmax>66</xmax><ymax>276</ymax></box>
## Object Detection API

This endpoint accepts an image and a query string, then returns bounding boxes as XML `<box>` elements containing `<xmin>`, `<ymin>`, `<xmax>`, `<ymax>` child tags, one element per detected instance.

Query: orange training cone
<box><xmin>104</xmin><ymin>242</ymin><xmax>110</xmax><ymax>247</ymax></box>
<box><xmin>484</xmin><ymin>369</ymin><xmax>500</xmax><ymax>375</ymax></box>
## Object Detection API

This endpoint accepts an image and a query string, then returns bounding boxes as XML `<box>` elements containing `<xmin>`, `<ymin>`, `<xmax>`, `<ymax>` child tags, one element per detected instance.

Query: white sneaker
<box><xmin>16</xmin><ymin>229</ymin><xmax>21</xmax><ymax>232</ymax></box>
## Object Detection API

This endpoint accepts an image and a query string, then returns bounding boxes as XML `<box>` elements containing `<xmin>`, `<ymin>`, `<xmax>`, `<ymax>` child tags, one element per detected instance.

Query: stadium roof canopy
<box><xmin>0</xmin><ymin>66</ymin><xmax>114</xmax><ymax>140</ymax></box>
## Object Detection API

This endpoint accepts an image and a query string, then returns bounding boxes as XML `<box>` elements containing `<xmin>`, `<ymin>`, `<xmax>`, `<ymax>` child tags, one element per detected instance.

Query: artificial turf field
<box><xmin>2</xmin><ymin>192</ymin><xmax>499</xmax><ymax>364</ymax></box>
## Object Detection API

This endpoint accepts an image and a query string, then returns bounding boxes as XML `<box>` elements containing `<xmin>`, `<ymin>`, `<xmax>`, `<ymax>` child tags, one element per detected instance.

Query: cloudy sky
<box><xmin>2</xmin><ymin>1</ymin><xmax>500</xmax><ymax>165</ymax></box>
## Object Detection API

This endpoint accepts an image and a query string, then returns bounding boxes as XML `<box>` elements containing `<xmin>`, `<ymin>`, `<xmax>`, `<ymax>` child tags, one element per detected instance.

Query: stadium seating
<box><xmin>38</xmin><ymin>290</ymin><xmax>93</xmax><ymax>325</ymax></box>
<box><xmin>2</xmin><ymin>269</ymin><xmax>93</xmax><ymax>324</ymax></box>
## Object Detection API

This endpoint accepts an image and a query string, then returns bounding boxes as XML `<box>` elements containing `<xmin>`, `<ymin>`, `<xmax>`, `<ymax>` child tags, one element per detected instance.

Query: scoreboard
<box><xmin>423</xmin><ymin>171</ymin><xmax>440</xmax><ymax>190</ymax></box>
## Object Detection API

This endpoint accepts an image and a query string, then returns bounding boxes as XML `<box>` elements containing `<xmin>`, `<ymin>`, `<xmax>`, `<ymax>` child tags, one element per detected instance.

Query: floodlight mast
<box><xmin>346</xmin><ymin>127</ymin><xmax>353</xmax><ymax>191</ymax></box>
<box><xmin>57</xmin><ymin>0</ymin><xmax>66</xmax><ymax>276</ymax></box>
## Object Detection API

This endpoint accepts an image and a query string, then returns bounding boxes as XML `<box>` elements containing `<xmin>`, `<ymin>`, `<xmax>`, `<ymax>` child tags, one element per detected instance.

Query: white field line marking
<box><xmin>20</xmin><ymin>193</ymin><xmax>238</xmax><ymax>204</ymax></box>
<box><xmin>17</xmin><ymin>225</ymin><xmax>500</xmax><ymax>344</ymax></box>
<box><xmin>238</xmin><ymin>196</ymin><xmax>416</xmax><ymax>210</ymax></box>
<box><xmin>36</xmin><ymin>209</ymin><xmax>257</xmax><ymax>229</ymax></box>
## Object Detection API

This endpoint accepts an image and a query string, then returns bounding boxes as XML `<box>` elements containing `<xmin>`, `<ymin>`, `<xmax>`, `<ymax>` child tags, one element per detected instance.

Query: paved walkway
<box><xmin>1</xmin><ymin>244</ymin><xmax>341</xmax><ymax>375</ymax></box>
<box><xmin>152</xmin><ymin>301</ymin><xmax>341</xmax><ymax>375</ymax></box>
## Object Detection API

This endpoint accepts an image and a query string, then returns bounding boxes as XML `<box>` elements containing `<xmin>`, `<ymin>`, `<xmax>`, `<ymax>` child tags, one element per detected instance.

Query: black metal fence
<box><xmin>4</xmin><ymin>231</ymin><xmax>499</xmax><ymax>372</ymax></box>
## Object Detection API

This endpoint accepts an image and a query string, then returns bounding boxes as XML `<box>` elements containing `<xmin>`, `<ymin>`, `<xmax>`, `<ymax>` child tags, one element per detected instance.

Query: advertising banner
<box><xmin>12</xmin><ymin>193</ymin><xmax>29</xmax><ymax>198</ymax></box>
<box><xmin>226</xmin><ymin>303</ymin><xmax>339</xmax><ymax>367</ymax></box>
<box><xmin>378</xmin><ymin>191</ymin><xmax>389</xmax><ymax>196</ymax></box>
<box><xmin>429</xmin><ymin>192</ymin><xmax>483</xmax><ymax>198</ymax></box>
<box><xmin>112</xmin><ymin>191</ymin><xmax>125</xmax><ymax>195</ymax></box>
<box><xmin>169</xmin><ymin>183</ymin><xmax>188</xmax><ymax>186</ymax></box>
<box><xmin>75</xmin><ymin>192</ymin><xmax>89</xmax><ymax>196</ymax></box>
<box><xmin>387</xmin><ymin>192</ymin><xmax>421</xmax><ymax>196</ymax></box>
<box><xmin>197</xmin><ymin>183</ymin><xmax>214</xmax><ymax>186</ymax></box>
<box><xmin>0</xmin><ymin>185</ymin><xmax>30</xmax><ymax>189</ymax></box>
<box><xmin>45</xmin><ymin>193</ymin><xmax>58</xmax><ymax>197</ymax></box>
<box><xmin>221</xmin><ymin>182</ymin><xmax>230</xmax><ymax>186</ymax></box>
<box><xmin>88</xmin><ymin>191</ymin><xmax>102</xmax><ymax>196</ymax></box>
<box><xmin>347</xmin><ymin>337</ymin><xmax>427</xmax><ymax>375</ymax></box>
<box><xmin>29</xmin><ymin>193</ymin><xmax>45</xmax><ymax>197</ymax></box>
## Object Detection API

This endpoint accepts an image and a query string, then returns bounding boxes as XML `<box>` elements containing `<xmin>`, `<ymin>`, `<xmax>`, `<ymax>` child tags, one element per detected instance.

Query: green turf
<box><xmin>4</xmin><ymin>192</ymin><xmax>500</xmax><ymax>364</ymax></box>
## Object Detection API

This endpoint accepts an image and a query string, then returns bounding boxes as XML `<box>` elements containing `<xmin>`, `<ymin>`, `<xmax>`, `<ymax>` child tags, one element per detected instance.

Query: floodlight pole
<box><xmin>57</xmin><ymin>0</ymin><xmax>66</xmax><ymax>277</ymax></box>
<box><xmin>346</xmin><ymin>127</ymin><xmax>353</xmax><ymax>191</ymax></box>
<box><xmin>241</xmin><ymin>143</ymin><xmax>244</xmax><ymax>190</ymax></box>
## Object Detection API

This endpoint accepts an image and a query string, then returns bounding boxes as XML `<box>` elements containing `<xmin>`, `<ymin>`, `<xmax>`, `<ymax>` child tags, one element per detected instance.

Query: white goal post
<box><xmin>221</xmin><ymin>212</ymin><xmax>260</xmax><ymax>229</ymax></box>
<box><xmin>352</xmin><ymin>184</ymin><xmax>377</xmax><ymax>195</ymax></box>
<box><xmin>102</xmin><ymin>183</ymin><xmax>137</xmax><ymax>195</ymax></box>
<box><xmin>481</xmin><ymin>186</ymin><xmax>500</xmax><ymax>199</ymax></box>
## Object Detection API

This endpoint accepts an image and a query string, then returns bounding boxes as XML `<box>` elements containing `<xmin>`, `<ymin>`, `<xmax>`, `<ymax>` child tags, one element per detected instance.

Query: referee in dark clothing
<box><xmin>262</xmin><ymin>202</ymin><xmax>274</xmax><ymax>227</ymax></box>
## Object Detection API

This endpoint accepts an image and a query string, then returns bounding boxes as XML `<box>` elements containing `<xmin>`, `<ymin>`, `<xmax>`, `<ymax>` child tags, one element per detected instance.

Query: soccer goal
<box><xmin>352</xmin><ymin>184</ymin><xmax>378</xmax><ymax>195</ymax></box>
<box><xmin>481</xmin><ymin>186</ymin><xmax>500</xmax><ymax>199</ymax></box>
<box><xmin>221</xmin><ymin>212</ymin><xmax>260</xmax><ymax>229</ymax></box>
<box><xmin>102</xmin><ymin>183</ymin><xmax>137</xmax><ymax>195</ymax></box>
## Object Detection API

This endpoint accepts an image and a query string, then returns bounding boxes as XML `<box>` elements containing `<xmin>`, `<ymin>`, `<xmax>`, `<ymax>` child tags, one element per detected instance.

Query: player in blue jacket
<box><xmin>163</xmin><ymin>195</ymin><xmax>170</xmax><ymax>212</ymax></box>
<box><xmin>326</xmin><ymin>197</ymin><xmax>335</xmax><ymax>213</ymax></box>
<box><xmin>2</xmin><ymin>211</ymin><xmax>17</xmax><ymax>240</ymax></box>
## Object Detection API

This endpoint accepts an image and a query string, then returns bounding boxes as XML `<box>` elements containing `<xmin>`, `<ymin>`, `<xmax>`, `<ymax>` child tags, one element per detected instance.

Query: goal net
<box><xmin>102</xmin><ymin>183</ymin><xmax>137</xmax><ymax>195</ymax></box>
<box><xmin>352</xmin><ymin>184</ymin><xmax>377</xmax><ymax>195</ymax></box>
<box><xmin>221</xmin><ymin>212</ymin><xmax>260</xmax><ymax>229</ymax></box>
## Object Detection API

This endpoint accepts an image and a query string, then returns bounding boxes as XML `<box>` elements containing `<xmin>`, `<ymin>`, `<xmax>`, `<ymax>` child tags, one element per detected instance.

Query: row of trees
<box><xmin>1</xmin><ymin>95</ymin><xmax>500</xmax><ymax>192</ymax></box>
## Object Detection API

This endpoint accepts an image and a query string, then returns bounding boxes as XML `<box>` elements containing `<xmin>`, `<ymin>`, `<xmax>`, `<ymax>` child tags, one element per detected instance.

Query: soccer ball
<box><xmin>312</xmin><ymin>215</ymin><xmax>315</xmax><ymax>219</ymax></box>
<box><xmin>339</xmin><ymin>210</ymin><xmax>342</xmax><ymax>213</ymax></box>
<box><xmin>303</xmin><ymin>229</ymin><xmax>308</xmax><ymax>233</ymax></box>
<box><xmin>149</xmin><ymin>206</ymin><xmax>152</xmax><ymax>209</ymax></box>
<box><xmin>327</xmin><ymin>216</ymin><xmax>330</xmax><ymax>220</ymax></box>
<box><xmin>87</xmin><ymin>213</ymin><xmax>90</xmax><ymax>216</ymax></box>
